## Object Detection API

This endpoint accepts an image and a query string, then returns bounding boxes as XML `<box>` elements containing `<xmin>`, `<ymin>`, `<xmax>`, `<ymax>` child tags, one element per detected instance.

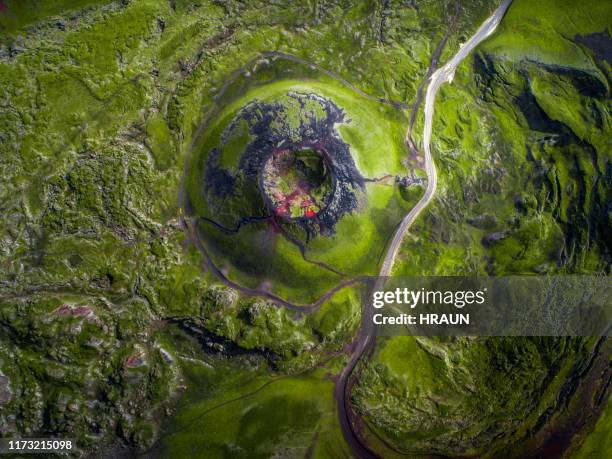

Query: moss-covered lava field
<box><xmin>0</xmin><ymin>0</ymin><xmax>610</xmax><ymax>458</ymax></box>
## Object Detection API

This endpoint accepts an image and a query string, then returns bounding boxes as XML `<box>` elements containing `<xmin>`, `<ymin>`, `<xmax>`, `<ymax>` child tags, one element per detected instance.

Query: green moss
<box><xmin>573</xmin><ymin>398</ymin><xmax>612</xmax><ymax>459</ymax></box>
<box><xmin>0</xmin><ymin>0</ymin><xmax>110</xmax><ymax>34</ymax></box>
<box><xmin>146</xmin><ymin>115</ymin><xmax>176</xmax><ymax>171</ymax></box>
<box><xmin>353</xmin><ymin>337</ymin><xmax>598</xmax><ymax>456</ymax></box>
<box><xmin>0</xmin><ymin>294</ymin><xmax>180</xmax><ymax>448</ymax></box>
<box><xmin>0</xmin><ymin>0</ymin><xmax>609</xmax><ymax>456</ymax></box>
<box><xmin>482</xmin><ymin>0</ymin><xmax>610</xmax><ymax>80</ymax></box>
<box><xmin>159</xmin><ymin>364</ymin><xmax>349</xmax><ymax>458</ymax></box>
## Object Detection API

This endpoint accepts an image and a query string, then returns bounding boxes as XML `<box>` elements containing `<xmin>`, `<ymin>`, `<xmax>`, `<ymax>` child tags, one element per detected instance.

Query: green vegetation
<box><xmin>0</xmin><ymin>0</ymin><xmax>110</xmax><ymax>34</ymax></box>
<box><xmin>0</xmin><ymin>294</ymin><xmax>179</xmax><ymax>450</ymax></box>
<box><xmin>159</xmin><ymin>360</ymin><xmax>351</xmax><ymax>459</ymax></box>
<box><xmin>351</xmin><ymin>0</ymin><xmax>611</xmax><ymax>456</ymax></box>
<box><xmin>574</xmin><ymin>398</ymin><xmax>612</xmax><ymax>459</ymax></box>
<box><xmin>0</xmin><ymin>0</ymin><xmax>609</xmax><ymax>457</ymax></box>
<box><xmin>393</xmin><ymin>0</ymin><xmax>610</xmax><ymax>277</ymax></box>
<box><xmin>353</xmin><ymin>337</ymin><xmax>609</xmax><ymax>457</ymax></box>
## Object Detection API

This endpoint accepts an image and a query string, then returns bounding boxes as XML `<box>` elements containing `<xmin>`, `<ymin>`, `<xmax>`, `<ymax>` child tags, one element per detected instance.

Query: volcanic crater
<box><xmin>203</xmin><ymin>91</ymin><xmax>365</xmax><ymax>238</ymax></box>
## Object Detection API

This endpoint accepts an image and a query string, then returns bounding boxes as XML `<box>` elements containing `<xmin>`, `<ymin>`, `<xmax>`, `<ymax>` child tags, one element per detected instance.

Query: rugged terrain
<box><xmin>0</xmin><ymin>0</ymin><xmax>610</xmax><ymax>457</ymax></box>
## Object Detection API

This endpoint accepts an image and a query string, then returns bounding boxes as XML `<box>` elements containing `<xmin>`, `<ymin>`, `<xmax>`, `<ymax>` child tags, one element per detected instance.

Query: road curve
<box><xmin>380</xmin><ymin>0</ymin><xmax>513</xmax><ymax>278</ymax></box>
<box><xmin>336</xmin><ymin>1</ymin><xmax>514</xmax><ymax>457</ymax></box>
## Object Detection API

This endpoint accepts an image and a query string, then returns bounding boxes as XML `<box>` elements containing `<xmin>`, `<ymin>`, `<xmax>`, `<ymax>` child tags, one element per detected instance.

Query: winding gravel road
<box><xmin>337</xmin><ymin>1</ymin><xmax>513</xmax><ymax>456</ymax></box>
<box><xmin>380</xmin><ymin>0</ymin><xmax>513</xmax><ymax>278</ymax></box>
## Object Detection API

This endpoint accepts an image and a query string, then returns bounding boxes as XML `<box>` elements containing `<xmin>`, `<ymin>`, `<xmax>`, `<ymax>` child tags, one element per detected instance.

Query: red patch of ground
<box><xmin>263</xmin><ymin>148</ymin><xmax>329</xmax><ymax>219</ymax></box>
<box><xmin>53</xmin><ymin>304</ymin><xmax>101</xmax><ymax>325</ymax></box>
<box><xmin>73</xmin><ymin>305</ymin><xmax>93</xmax><ymax>316</ymax></box>
<box><xmin>54</xmin><ymin>304</ymin><xmax>94</xmax><ymax>316</ymax></box>
<box><xmin>273</xmin><ymin>186</ymin><xmax>319</xmax><ymax>219</ymax></box>
<box><xmin>124</xmin><ymin>353</ymin><xmax>146</xmax><ymax>368</ymax></box>
<box><xmin>55</xmin><ymin>304</ymin><xmax>72</xmax><ymax>315</ymax></box>
<box><xmin>0</xmin><ymin>1</ymin><xmax>6</xmax><ymax>13</ymax></box>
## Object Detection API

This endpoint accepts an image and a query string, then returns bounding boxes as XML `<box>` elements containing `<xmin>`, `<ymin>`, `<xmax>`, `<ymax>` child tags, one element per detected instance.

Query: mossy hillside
<box><xmin>353</xmin><ymin>0</ymin><xmax>611</xmax><ymax>455</ymax></box>
<box><xmin>394</xmin><ymin>67</ymin><xmax>573</xmax><ymax>275</ymax></box>
<box><xmin>0</xmin><ymin>293</ymin><xmax>180</xmax><ymax>450</ymax></box>
<box><xmin>158</xmin><ymin>363</ymin><xmax>351</xmax><ymax>459</ymax></box>
<box><xmin>0</xmin><ymin>0</ymin><xmax>111</xmax><ymax>35</ymax></box>
<box><xmin>482</xmin><ymin>0</ymin><xmax>610</xmax><ymax>80</ymax></box>
<box><xmin>352</xmin><ymin>337</ymin><xmax>604</xmax><ymax>457</ymax></box>
<box><xmin>573</xmin><ymin>397</ymin><xmax>612</xmax><ymax>459</ymax></box>
<box><xmin>393</xmin><ymin>1</ymin><xmax>610</xmax><ymax>277</ymax></box>
<box><xmin>3</xmin><ymin>144</ymin><xmax>183</xmax><ymax>308</ymax></box>
<box><xmin>194</xmin><ymin>283</ymin><xmax>362</xmax><ymax>372</ymax></box>
<box><xmin>0</xmin><ymin>0</ymin><xmax>175</xmax><ymax>232</ymax></box>
<box><xmin>151</xmin><ymin>323</ymin><xmax>354</xmax><ymax>458</ymax></box>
